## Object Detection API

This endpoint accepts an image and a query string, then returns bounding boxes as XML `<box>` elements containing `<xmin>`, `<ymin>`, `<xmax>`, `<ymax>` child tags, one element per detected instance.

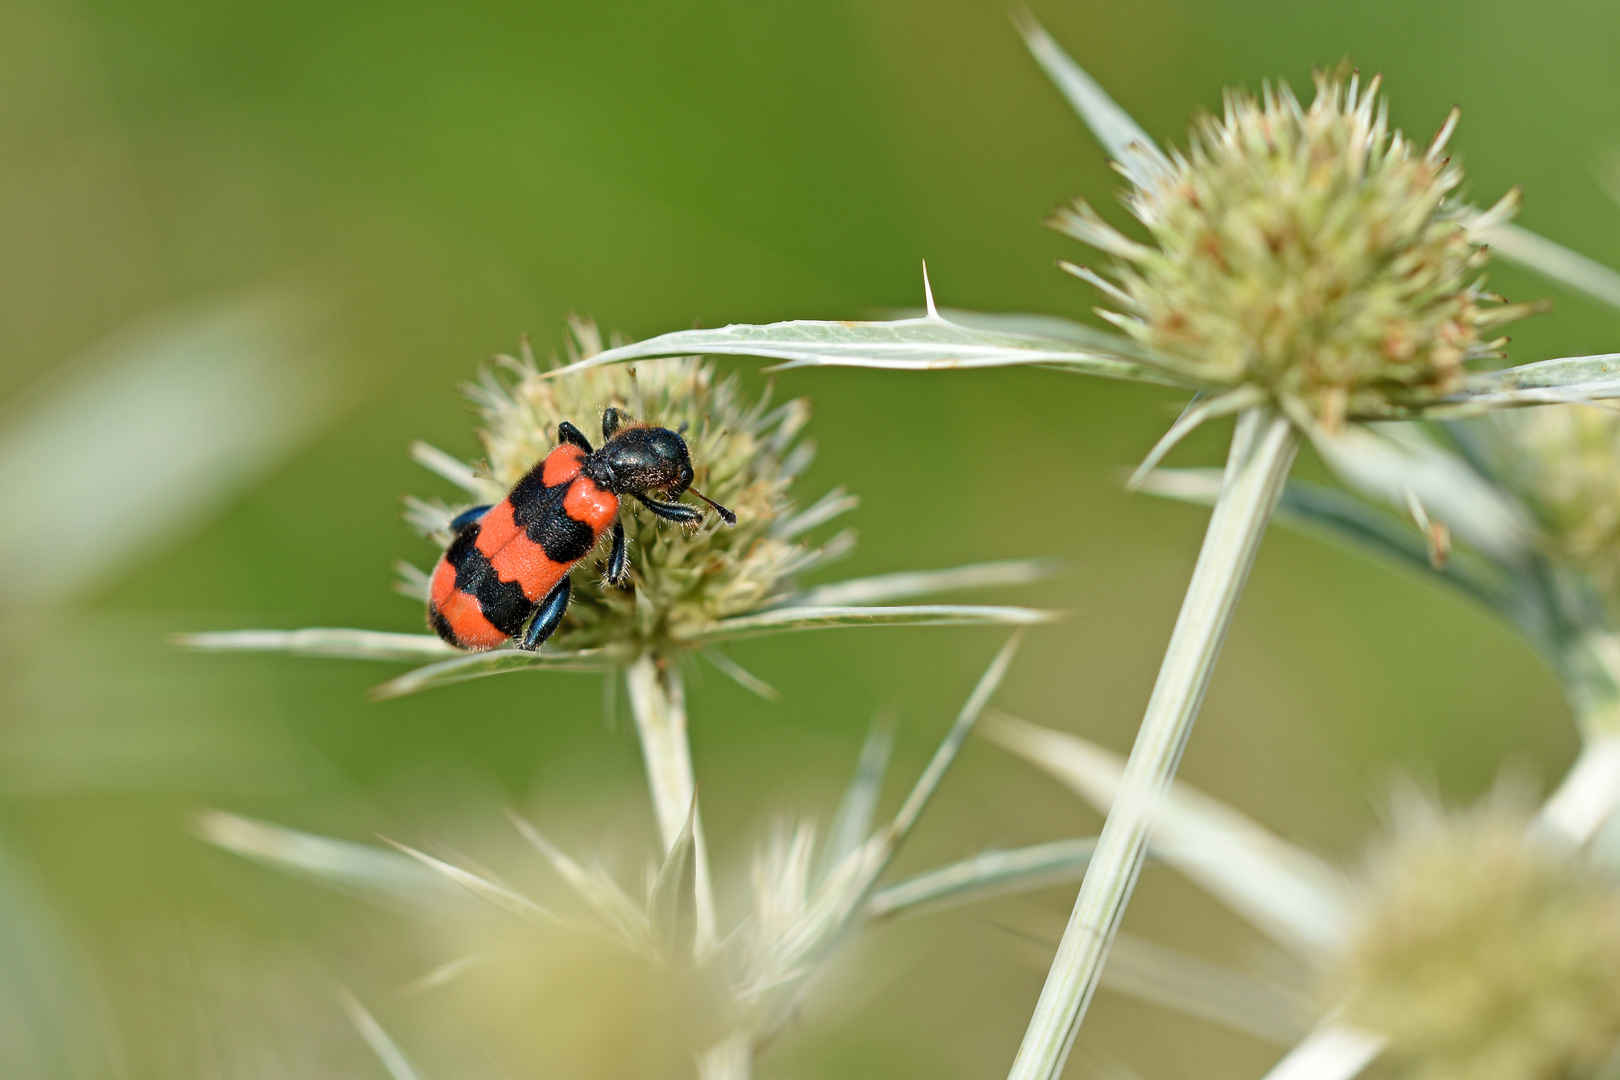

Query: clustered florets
<box><xmin>1481</xmin><ymin>404</ymin><xmax>1620</xmax><ymax>609</ymax></box>
<box><xmin>420</xmin><ymin>320</ymin><xmax>841</xmax><ymax>659</ymax></box>
<box><xmin>1059</xmin><ymin>69</ymin><xmax>1537</xmax><ymax>427</ymax></box>
<box><xmin>1325</xmin><ymin>794</ymin><xmax>1620</xmax><ymax>1080</ymax></box>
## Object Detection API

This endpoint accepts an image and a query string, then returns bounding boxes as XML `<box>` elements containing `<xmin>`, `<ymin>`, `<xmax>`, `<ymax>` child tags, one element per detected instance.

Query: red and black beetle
<box><xmin>428</xmin><ymin>408</ymin><xmax>735</xmax><ymax>651</ymax></box>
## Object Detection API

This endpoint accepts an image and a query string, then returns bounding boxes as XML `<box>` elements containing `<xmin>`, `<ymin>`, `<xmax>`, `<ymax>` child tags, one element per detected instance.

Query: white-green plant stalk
<box><xmin>696</xmin><ymin>1030</ymin><xmax>751</xmax><ymax>1080</ymax></box>
<box><xmin>1008</xmin><ymin>405</ymin><xmax>1300</xmax><ymax>1080</ymax></box>
<box><xmin>625</xmin><ymin>652</ymin><xmax>717</xmax><ymax>952</ymax></box>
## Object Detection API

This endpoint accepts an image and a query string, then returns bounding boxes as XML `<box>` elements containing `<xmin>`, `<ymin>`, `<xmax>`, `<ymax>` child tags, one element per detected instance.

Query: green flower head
<box><xmin>1328</xmin><ymin>792</ymin><xmax>1620</xmax><ymax>1080</ymax></box>
<box><xmin>1480</xmin><ymin>404</ymin><xmax>1620</xmax><ymax>608</ymax></box>
<box><xmin>410</xmin><ymin>319</ymin><xmax>840</xmax><ymax>663</ymax></box>
<box><xmin>1058</xmin><ymin>68</ymin><xmax>1540</xmax><ymax>429</ymax></box>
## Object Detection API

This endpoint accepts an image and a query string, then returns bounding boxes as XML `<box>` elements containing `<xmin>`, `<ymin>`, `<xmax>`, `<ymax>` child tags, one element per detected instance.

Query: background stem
<box><xmin>696</xmin><ymin>1030</ymin><xmax>753</xmax><ymax>1080</ymax></box>
<box><xmin>1008</xmin><ymin>405</ymin><xmax>1301</xmax><ymax>1080</ymax></box>
<box><xmin>625</xmin><ymin>652</ymin><xmax>718</xmax><ymax>952</ymax></box>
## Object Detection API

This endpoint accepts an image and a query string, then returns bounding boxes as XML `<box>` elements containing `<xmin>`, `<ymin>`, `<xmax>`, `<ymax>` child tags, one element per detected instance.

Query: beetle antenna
<box><xmin>689</xmin><ymin>487</ymin><xmax>736</xmax><ymax>526</ymax></box>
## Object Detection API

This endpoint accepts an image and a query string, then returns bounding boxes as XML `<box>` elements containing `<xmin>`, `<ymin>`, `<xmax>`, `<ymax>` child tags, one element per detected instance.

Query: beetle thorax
<box><xmin>587</xmin><ymin>426</ymin><xmax>695</xmax><ymax>496</ymax></box>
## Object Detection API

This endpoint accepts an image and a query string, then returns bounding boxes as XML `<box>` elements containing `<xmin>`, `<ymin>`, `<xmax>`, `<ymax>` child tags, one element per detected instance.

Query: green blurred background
<box><xmin>3</xmin><ymin>0</ymin><xmax>1618</xmax><ymax>1076</ymax></box>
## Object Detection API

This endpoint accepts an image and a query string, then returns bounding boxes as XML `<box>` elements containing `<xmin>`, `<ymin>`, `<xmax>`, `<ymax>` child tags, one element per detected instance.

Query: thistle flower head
<box><xmin>1326</xmin><ymin>791</ymin><xmax>1620</xmax><ymax>1080</ymax></box>
<box><xmin>1059</xmin><ymin>69</ymin><xmax>1537</xmax><ymax>427</ymax></box>
<box><xmin>412</xmin><ymin>319</ymin><xmax>840</xmax><ymax>663</ymax></box>
<box><xmin>1479</xmin><ymin>404</ymin><xmax>1620</xmax><ymax>605</ymax></box>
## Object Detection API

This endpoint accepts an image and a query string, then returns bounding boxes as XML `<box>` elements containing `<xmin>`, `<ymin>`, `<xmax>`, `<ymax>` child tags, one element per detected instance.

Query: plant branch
<box><xmin>625</xmin><ymin>653</ymin><xmax>717</xmax><ymax>953</ymax></box>
<box><xmin>1007</xmin><ymin>405</ymin><xmax>1301</xmax><ymax>1080</ymax></box>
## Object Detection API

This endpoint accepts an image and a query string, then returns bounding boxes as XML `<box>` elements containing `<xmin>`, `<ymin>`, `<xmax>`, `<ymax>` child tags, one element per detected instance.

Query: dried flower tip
<box><xmin>1326</xmin><ymin>792</ymin><xmax>1620</xmax><ymax>1080</ymax></box>
<box><xmin>1061</xmin><ymin>68</ymin><xmax>1540</xmax><ymax>422</ymax></box>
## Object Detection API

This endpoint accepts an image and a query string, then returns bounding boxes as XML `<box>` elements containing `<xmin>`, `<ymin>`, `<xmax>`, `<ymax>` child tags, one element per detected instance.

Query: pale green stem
<box><xmin>1540</xmin><ymin>633</ymin><xmax>1620</xmax><ymax>842</ymax></box>
<box><xmin>625</xmin><ymin>653</ymin><xmax>717</xmax><ymax>952</ymax></box>
<box><xmin>1007</xmin><ymin>406</ymin><xmax>1300</xmax><ymax>1080</ymax></box>
<box><xmin>695</xmin><ymin>1030</ymin><xmax>752</xmax><ymax>1080</ymax></box>
<box><xmin>1540</xmin><ymin>731</ymin><xmax>1620</xmax><ymax>844</ymax></box>
<box><xmin>1571</xmin><ymin>629</ymin><xmax>1620</xmax><ymax>739</ymax></box>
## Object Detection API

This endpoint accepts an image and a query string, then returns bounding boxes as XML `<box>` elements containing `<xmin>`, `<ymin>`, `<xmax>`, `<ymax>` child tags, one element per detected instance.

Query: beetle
<box><xmin>427</xmin><ymin>407</ymin><xmax>735</xmax><ymax>651</ymax></box>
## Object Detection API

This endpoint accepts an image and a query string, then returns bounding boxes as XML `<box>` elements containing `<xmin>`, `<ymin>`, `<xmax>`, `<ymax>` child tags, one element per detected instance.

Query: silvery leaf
<box><xmin>541</xmin><ymin>311</ymin><xmax>1186</xmax><ymax>386</ymax></box>
<box><xmin>1012</xmin><ymin>10</ymin><xmax>1171</xmax><ymax>188</ymax></box>
<box><xmin>867</xmin><ymin>837</ymin><xmax>1098</xmax><ymax>920</ymax></box>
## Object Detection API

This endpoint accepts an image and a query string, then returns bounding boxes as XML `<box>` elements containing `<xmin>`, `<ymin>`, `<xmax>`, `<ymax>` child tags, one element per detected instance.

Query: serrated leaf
<box><xmin>177</xmin><ymin>628</ymin><xmax>459</xmax><ymax>662</ymax></box>
<box><xmin>867</xmin><ymin>837</ymin><xmax>1098</xmax><ymax>920</ymax></box>
<box><xmin>540</xmin><ymin>313</ymin><xmax>1189</xmax><ymax>386</ymax></box>
<box><xmin>982</xmin><ymin>713</ymin><xmax>1351</xmax><ymax>955</ymax></box>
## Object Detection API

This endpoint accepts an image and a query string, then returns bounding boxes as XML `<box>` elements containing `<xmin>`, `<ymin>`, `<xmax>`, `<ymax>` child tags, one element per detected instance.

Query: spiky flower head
<box><xmin>407</xmin><ymin>319</ymin><xmax>845</xmax><ymax>664</ymax></box>
<box><xmin>1479</xmin><ymin>404</ymin><xmax>1620</xmax><ymax>608</ymax></box>
<box><xmin>1058</xmin><ymin>69</ymin><xmax>1537</xmax><ymax>428</ymax></box>
<box><xmin>1325</xmin><ymin>791</ymin><xmax>1620</xmax><ymax>1080</ymax></box>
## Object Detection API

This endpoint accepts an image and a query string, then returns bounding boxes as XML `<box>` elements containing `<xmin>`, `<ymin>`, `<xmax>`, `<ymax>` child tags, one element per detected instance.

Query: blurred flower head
<box><xmin>1327</xmin><ymin>789</ymin><xmax>1620</xmax><ymax>1080</ymax></box>
<box><xmin>987</xmin><ymin>714</ymin><xmax>1620</xmax><ymax>1080</ymax></box>
<box><xmin>1056</xmin><ymin>69</ymin><xmax>1537</xmax><ymax>429</ymax></box>
<box><xmin>199</xmin><ymin>634</ymin><xmax>1028</xmax><ymax>1077</ymax></box>
<box><xmin>1479</xmin><ymin>404</ymin><xmax>1620</xmax><ymax>606</ymax></box>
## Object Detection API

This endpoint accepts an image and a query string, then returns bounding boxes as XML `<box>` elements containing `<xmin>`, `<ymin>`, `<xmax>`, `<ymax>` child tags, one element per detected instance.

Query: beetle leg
<box><xmin>558</xmin><ymin>421</ymin><xmax>594</xmax><ymax>454</ymax></box>
<box><xmin>604</xmin><ymin>520</ymin><xmax>630</xmax><ymax>586</ymax></box>
<box><xmin>448</xmin><ymin>504</ymin><xmax>493</xmax><ymax>532</ymax></box>
<box><xmin>634</xmin><ymin>492</ymin><xmax>703</xmax><ymax>525</ymax></box>
<box><xmin>518</xmin><ymin>576</ymin><xmax>571</xmax><ymax>651</ymax></box>
<box><xmin>602</xmin><ymin>407</ymin><xmax>627</xmax><ymax>440</ymax></box>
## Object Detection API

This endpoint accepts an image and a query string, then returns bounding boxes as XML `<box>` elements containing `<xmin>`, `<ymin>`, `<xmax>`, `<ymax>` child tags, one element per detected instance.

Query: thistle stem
<box><xmin>625</xmin><ymin>652</ymin><xmax>717</xmax><ymax>952</ymax></box>
<box><xmin>696</xmin><ymin>1030</ymin><xmax>753</xmax><ymax>1080</ymax></box>
<box><xmin>1008</xmin><ymin>405</ymin><xmax>1300</xmax><ymax>1080</ymax></box>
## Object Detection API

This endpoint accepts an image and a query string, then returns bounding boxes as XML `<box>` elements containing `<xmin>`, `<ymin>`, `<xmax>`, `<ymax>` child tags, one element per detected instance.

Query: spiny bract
<box><xmin>1057</xmin><ymin>69</ymin><xmax>1537</xmax><ymax>427</ymax></box>
<box><xmin>1325</xmin><ymin>792</ymin><xmax>1620</xmax><ymax>1080</ymax></box>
